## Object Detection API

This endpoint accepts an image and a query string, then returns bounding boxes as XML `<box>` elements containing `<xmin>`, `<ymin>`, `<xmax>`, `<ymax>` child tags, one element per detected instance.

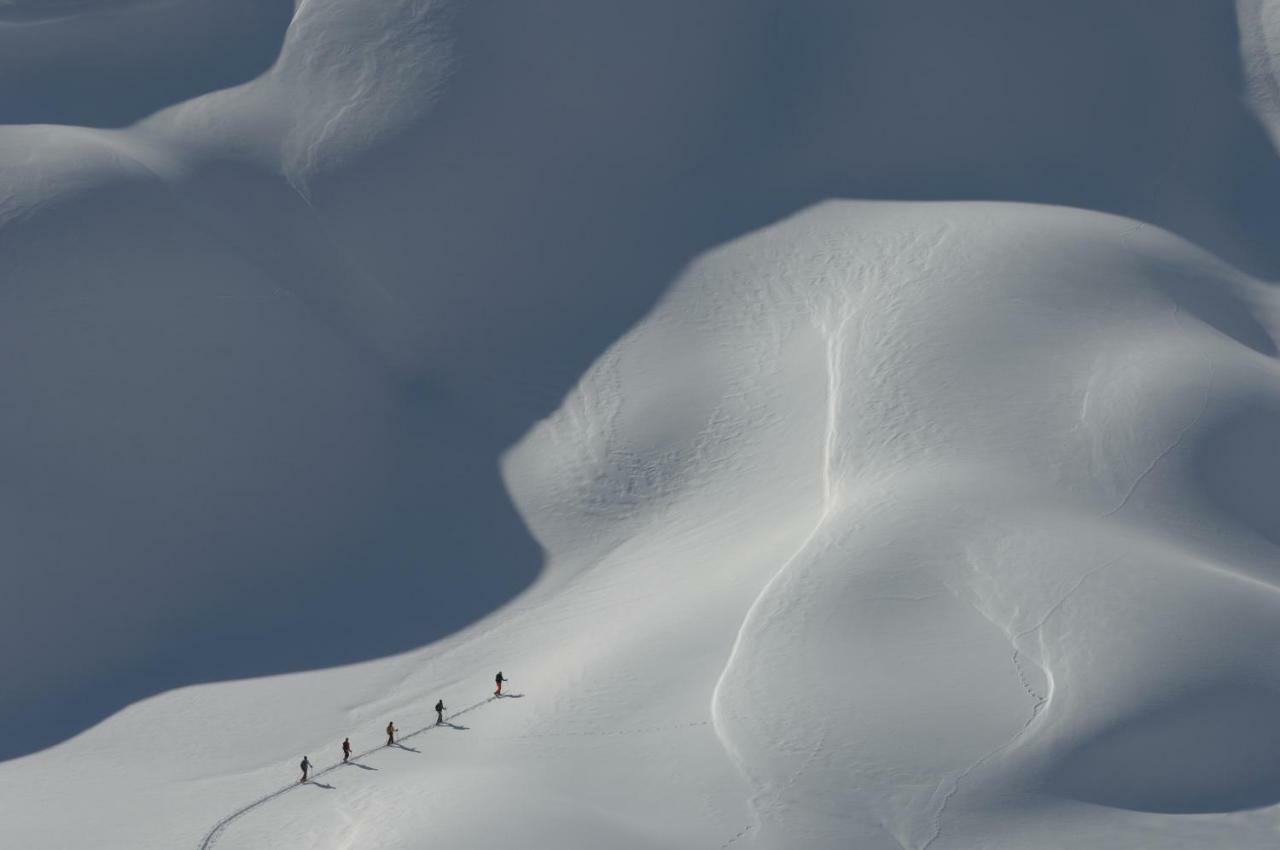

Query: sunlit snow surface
<box><xmin>3</xmin><ymin>1</ymin><xmax>1280</xmax><ymax>849</ymax></box>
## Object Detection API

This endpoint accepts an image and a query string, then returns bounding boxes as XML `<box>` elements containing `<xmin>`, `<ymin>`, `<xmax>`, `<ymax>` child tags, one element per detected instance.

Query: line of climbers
<box><xmin>299</xmin><ymin>671</ymin><xmax>508</xmax><ymax>782</ymax></box>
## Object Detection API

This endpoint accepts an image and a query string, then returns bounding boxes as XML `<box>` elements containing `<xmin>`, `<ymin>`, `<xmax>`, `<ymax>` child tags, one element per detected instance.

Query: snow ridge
<box><xmin>710</xmin><ymin>294</ymin><xmax>855</xmax><ymax>829</ymax></box>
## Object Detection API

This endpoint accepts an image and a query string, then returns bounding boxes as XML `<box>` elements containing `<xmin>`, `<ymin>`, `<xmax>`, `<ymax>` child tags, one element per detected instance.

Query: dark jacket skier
<box><xmin>342</xmin><ymin>737</ymin><xmax>352</xmax><ymax>762</ymax></box>
<box><xmin>386</xmin><ymin>722</ymin><xmax>397</xmax><ymax>746</ymax></box>
<box><xmin>435</xmin><ymin>699</ymin><xmax>445</xmax><ymax>725</ymax></box>
<box><xmin>494</xmin><ymin>671</ymin><xmax>506</xmax><ymax>696</ymax></box>
<box><xmin>300</xmin><ymin>756</ymin><xmax>312</xmax><ymax>783</ymax></box>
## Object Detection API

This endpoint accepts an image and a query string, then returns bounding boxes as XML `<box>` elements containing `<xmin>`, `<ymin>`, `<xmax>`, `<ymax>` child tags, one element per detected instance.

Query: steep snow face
<box><xmin>3</xmin><ymin>1</ymin><xmax>1280</xmax><ymax>849</ymax></box>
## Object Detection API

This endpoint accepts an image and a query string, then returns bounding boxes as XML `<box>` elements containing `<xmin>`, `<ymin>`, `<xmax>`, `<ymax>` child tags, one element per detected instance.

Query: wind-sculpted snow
<box><xmin>705</xmin><ymin>203</ymin><xmax>1280</xmax><ymax>848</ymax></box>
<box><xmin>2</xmin><ymin>1</ymin><xmax>1280</xmax><ymax>849</ymax></box>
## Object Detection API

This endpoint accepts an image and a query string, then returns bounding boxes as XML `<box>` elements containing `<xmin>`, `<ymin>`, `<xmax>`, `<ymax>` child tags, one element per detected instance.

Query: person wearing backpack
<box><xmin>435</xmin><ymin>699</ymin><xmax>446</xmax><ymax>725</ymax></box>
<box><xmin>386</xmin><ymin>721</ymin><xmax>398</xmax><ymax>746</ymax></box>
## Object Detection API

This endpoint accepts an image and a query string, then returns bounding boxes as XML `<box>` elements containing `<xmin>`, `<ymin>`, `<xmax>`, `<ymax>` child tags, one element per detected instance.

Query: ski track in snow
<box><xmin>196</xmin><ymin>695</ymin><xmax>500</xmax><ymax>850</ymax></box>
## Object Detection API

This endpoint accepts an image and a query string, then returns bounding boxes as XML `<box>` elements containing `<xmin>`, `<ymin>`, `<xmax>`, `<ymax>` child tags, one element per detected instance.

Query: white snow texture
<box><xmin>3</xmin><ymin>1</ymin><xmax>1280</xmax><ymax>849</ymax></box>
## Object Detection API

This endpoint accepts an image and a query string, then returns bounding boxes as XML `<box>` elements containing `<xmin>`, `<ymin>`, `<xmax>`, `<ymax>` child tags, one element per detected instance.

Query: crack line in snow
<box><xmin>197</xmin><ymin>695</ymin><xmax>499</xmax><ymax>850</ymax></box>
<box><xmin>1005</xmin><ymin>553</ymin><xmax>1125</xmax><ymax>733</ymax></box>
<box><xmin>710</xmin><ymin>302</ymin><xmax>854</xmax><ymax>839</ymax></box>
<box><xmin>919</xmin><ymin>704</ymin><xmax>1037</xmax><ymax>850</ymax></box>
<box><xmin>1103</xmin><ymin>318</ymin><xmax>1215</xmax><ymax>519</ymax></box>
<box><xmin>924</xmin><ymin>553</ymin><xmax>1125</xmax><ymax>850</ymax></box>
<box><xmin>1014</xmin><ymin>555</ymin><xmax>1124</xmax><ymax>645</ymax></box>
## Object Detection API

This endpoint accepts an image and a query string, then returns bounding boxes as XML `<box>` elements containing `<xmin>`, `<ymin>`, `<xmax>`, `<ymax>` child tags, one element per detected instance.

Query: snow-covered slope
<box><xmin>3</xmin><ymin>1</ymin><xmax>1280</xmax><ymax>848</ymax></box>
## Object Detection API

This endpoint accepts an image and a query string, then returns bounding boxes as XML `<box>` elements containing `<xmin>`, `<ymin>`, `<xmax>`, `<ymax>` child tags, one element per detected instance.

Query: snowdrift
<box><xmin>2</xmin><ymin>1</ymin><xmax>1280</xmax><ymax>849</ymax></box>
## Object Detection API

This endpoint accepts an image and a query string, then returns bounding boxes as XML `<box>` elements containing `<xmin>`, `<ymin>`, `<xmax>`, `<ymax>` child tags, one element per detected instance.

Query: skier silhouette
<box><xmin>342</xmin><ymin>737</ymin><xmax>351</xmax><ymax>763</ymax></box>
<box><xmin>494</xmin><ymin>671</ymin><xmax>506</xmax><ymax>696</ymax></box>
<box><xmin>435</xmin><ymin>699</ymin><xmax>445</xmax><ymax>725</ymax></box>
<box><xmin>386</xmin><ymin>722</ymin><xmax>398</xmax><ymax>746</ymax></box>
<box><xmin>299</xmin><ymin>756</ymin><xmax>312</xmax><ymax>783</ymax></box>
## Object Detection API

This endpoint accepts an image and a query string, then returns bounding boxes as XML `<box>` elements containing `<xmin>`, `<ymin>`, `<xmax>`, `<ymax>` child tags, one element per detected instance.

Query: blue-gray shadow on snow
<box><xmin>756</xmin><ymin>0</ymin><xmax>1280</xmax><ymax>281</ymax></box>
<box><xmin>0</xmin><ymin>0</ymin><xmax>294</xmax><ymax>127</ymax></box>
<box><xmin>1197</xmin><ymin>406</ymin><xmax>1280</xmax><ymax>548</ymax></box>
<box><xmin>1150</xmin><ymin>266</ymin><xmax>1277</xmax><ymax>356</ymax></box>
<box><xmin>1045</xmin><ymin>681</ymin><xmax>1280</xmax><ymax>813</ymax></box>
<box><xmin>3</xmin><ymin>0</ymin><xmax>1280</xmax><ymax>764</ymax></box>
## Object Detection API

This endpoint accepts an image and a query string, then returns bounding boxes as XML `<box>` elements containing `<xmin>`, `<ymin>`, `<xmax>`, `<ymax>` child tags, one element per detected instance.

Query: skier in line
<box><xmin>386</xmin><ymin>721</ymin><xmax>398</xmax><ymax>746</ymax></box>
<box><xmin>494</xmin><ymin>671</ymin><xmax>506</xmax><ymax>696</ymax></box>
<box><xmin>435</xmin><ymin>699</ymin><xmax>446</xmax><ymax>725</ymax></box>
<box><xmin>342</xmin><ymin>737</ymin><xmax>352</xmax><ymax>763</ymax></box>
<box><xmin>299</xmin><ymin>756</ymin><xmax>312</xmax><ymax>783</ymax></box>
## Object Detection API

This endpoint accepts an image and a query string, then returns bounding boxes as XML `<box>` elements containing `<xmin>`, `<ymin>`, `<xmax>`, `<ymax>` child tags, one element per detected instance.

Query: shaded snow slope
<box><xmin>2</xmin><ymin>1</ymin><xmax>1280</xmax><ymax>848</ymax></box>
<box><xmin>0</xmin><ymin>0</ymin><xmax>294</xmax><ymax>127</ymax></box>
<box><xmin>8</xmin><ymin>200</ymin><xmax>1280</xmax><ymax>850</ymax></box>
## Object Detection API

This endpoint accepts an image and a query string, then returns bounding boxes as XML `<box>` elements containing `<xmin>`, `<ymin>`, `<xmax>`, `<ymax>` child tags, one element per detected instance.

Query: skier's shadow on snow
<box><xmin>307</xmin><ymin>781</ymin><xmax>336</xmax><ymax>790</ymax></box>
<box><xmin>498</xmin><ymin>693</ymin><xmax>525</xmax><ymax>699</ymax></box>
<box><xmin>392</xmin><ymin>743</ymin><xmax>420</xmax><ymax>753</ymax></box>
<box><xmin>346</xmin><ymin>762</ymin><xmax>378</xmax><ymax>771</ymax></box>
<box><xmin>441</xmin><ymin>722</ymin><xmax>469</xmax><ymax>730</ymax></box>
